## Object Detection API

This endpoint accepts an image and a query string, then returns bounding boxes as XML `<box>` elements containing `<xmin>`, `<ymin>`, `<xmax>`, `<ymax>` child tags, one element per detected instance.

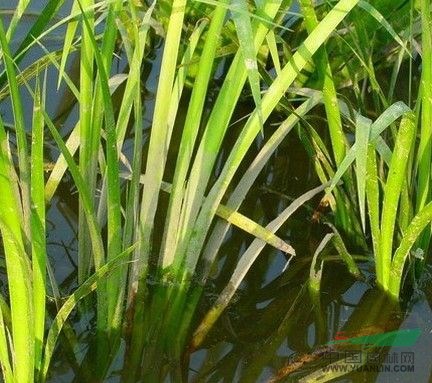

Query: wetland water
<box><xmin>1</xmin><ymin>1</ymin><xmax>432</xmax><ymax>382</ymax></box>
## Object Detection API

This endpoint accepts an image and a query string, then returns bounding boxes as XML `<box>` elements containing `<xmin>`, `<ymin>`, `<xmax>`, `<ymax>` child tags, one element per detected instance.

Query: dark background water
<box><xmin>1</xmin><ymin>1</ymin><xmax>432</xmax><ymax>382</ymax></box>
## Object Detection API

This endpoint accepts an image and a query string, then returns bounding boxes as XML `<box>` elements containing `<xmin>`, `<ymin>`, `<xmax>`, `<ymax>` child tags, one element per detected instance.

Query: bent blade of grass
<box><xmin>185</xmin><ymin>0</ymin><xmax>361</xmax><ymax>274</ymax></box>
<box><xmin>357</xmin><ymin>0</ymin><xmax>410</xmax><ymax>56</ymax></box>
<box><xmin>328</xmin><ymin>101</ymin><xmax>411</xmax><ymax>194</ymax></box>
<box><xmin>309</xmin><ymin>233</ymin><xmax>334</xmax><ymax>293</ymax></box>
<box><xmin>7</xmin><ymin>0</ymin><xmax>66</xmax><ymax>77</ymax></box>
<box><xmin>196</xmin><ymin>0</ymin><xmax>293</xmax><ymax>33</ymax></box>
<box><xmin>34</xmin><ymin>40</ymin><xmax>81</xmax><ymax>100</ymax></box>
<box><xmin>40</xmin><ymin>245</ymin><xmax>137</xmax><ymax>382</ymax></box>
<box><xmin>217</xmin><ymin>206</ymin><xmax>295</xmax><ymax>254</ymax></box>
<box><xmin>45</xmin><ymin>125</ymin><xmax>80</xmax><ymax>201</ymax></box>
<box><xmin>0</xmin><ymin>0</ymin><xmax>117</xmax><ymax>89</ymax></box>
<box><xmin>325</xmin><ymin>223</ymin><xmax>361</xmax><ymax>277</ymax></box>
<box><xmin>380</xmin><ymin>112</ymin><xmax>416</xmax><ymax>289</ymax></box>
<box><xmin>370</xmin><ymin>101</ymin><xmax>411</xmax><ymax>142</ymax></box>
<box><xmin>121</xmin><ymin>172</ymin><xmax>293</xmax><ymax>254</ymax></box>
<box><xmin>355</xmin><ymin>115</ymin><xmax>372</xmax><ymax>232</ymax></box>
<box><xmin>0</xmin><ymin>46</ymin><xmax>79</xmax><ymax>102</ymax></box>
<box><xmin>191</xmin><ymin>183</ymin><xmax>327</xmax><ymax>349</ymax></box>
<box><xmin>202</xmin><ymin>92</ymin><xmax>322</xmax><ymax>276</ymax></box>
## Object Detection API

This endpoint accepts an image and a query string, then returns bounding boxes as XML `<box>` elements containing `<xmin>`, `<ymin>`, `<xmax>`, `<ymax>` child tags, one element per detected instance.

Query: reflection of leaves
<box><xmin>40</xmin><ymin>245</ymin><xmax>137</xmax><ymax>381</ymax></box>
<box><xmin>192</xmin><ymin>276</ymin><xmax>404</xmax><ymax>383</ymax></box>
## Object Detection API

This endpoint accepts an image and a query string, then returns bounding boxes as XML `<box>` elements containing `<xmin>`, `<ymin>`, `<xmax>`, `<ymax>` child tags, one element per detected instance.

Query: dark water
<box><xmin>1</xmin><ymin>1</ymin><xmax>432</xmax><ymax>382</ymax></box>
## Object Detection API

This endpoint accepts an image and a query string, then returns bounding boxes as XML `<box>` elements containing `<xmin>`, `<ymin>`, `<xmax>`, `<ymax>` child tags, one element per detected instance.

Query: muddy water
<box><xmin>1</xmin><ymin>1</ymin><xmax>432</xmax><ymax>382</ymax></box>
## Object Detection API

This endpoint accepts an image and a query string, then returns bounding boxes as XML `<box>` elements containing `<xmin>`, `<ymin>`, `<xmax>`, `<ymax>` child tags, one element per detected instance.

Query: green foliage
<box><xmin>0</xmin><ymin>0</ymin><xmax>429</xmax><ymax>380</ymax></box>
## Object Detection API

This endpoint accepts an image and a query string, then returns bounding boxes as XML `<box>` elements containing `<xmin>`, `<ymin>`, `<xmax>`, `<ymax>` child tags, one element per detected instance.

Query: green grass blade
<box><xmin>77</xmin><ymin>0</ymin><xmax>95</xmax><ymax>285</ymax></box>
<box><xmin>355</xmin><ymin>115</ymin><xmax>372</xmax><ymax>232</ymax></box>
<box><xmin>121</xmin><ymin>2</ymin><xmax>156</xmax><ymax>256</ymax></box>
<box><xmin>390</xmin><ymin>202</ymin><xmax>432</xmax><ymax>296</ymax></box>
<box><xmin>30</xmin><ymin>77</ymin><xmax>47</xmax><ymax>375</ymax></box>
<box><xmin>0</xmin><ymin>300</ymin><xmax>13</xmax><ymax>383</ymax></box>
<box><xmin>380</xmin><ymin>112</ymin><xmax>416</xmax><ymax>289</ymax></box>
<box><xmin>232</xmin><ymin>0</ymin><xmax>263</xmax><ymax>130</ymax></box>
<box><xmin>115</xmin><ymin>2</ymin><xmax>155</xmax><ymax>147</ymax></box>
<box><xmin>366</xmin><ymin>144</ymin><xmax>381</xmax><ymax>281</ymax></box>
<box><xmin>299</xmin><ymin>0</ymin><xmax>346</xmax><ymax>165</ymax></box>
<box><xmin>266</xmin><ymin>30</ymin><xmax>281</xmax><ymax>75</ymax></box>
<box><xmin>0</xmin><ymin>117</ymin><xmax>33</xmax><ymax>383</ymax></box>
<box><xmin>416</xmin><ymin>0</ymin><xmax>432</xmax><ymax>214</ymax></box>
<box><xmin>57</xmin><ymin>0</ymin><xmax>80</xmax><ymax>88</ymax></box>
<box><xmin>326</xmin><ymin>223</ymin><xmax>361</xmax><ymax>277</ymax></box>
<box><xmin>5</xmin><ymin>0</ymin><xmax>30</xmax><ymax>42</ymax></box>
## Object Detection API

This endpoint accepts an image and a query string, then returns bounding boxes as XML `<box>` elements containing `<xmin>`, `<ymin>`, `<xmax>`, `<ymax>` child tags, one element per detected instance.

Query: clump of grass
<box><xmin>287</xmin><ymin>0</ymin><xmax>432</xmax><ymax>298</ymax></box>
<box><xmin>0</xmin><ymin>0</ymin><xmax>428</xmax><ymax>381</ymax></box>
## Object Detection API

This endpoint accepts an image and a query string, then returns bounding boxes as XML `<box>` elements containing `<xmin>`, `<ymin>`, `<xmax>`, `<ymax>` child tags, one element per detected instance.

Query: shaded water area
<box><xmin>1</xmin><ymin>1</ymin><xmax>432</xmax><ymax>382</ymax></box>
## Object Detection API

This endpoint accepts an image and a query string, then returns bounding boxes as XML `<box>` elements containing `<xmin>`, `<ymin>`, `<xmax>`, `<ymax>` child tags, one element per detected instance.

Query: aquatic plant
<box><xmin>0</xmin><ymin>0</ymin><xmax>428</xmax><ymax>381</ymax></box>
<box><xmin>294</xmin><ymin>0</ymin><xmax>432</xmax><ymax>298</ymax></box>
